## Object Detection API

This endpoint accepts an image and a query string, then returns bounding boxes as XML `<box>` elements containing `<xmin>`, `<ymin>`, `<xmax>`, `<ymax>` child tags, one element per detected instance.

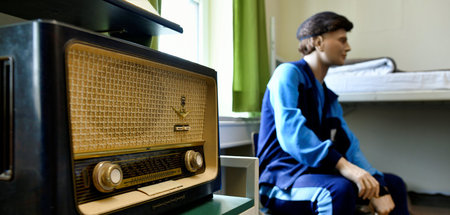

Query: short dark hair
<box><xmin>297</xmin><ymin>11</ymin><xmax>353</xmax><ymax>55</ymax></box>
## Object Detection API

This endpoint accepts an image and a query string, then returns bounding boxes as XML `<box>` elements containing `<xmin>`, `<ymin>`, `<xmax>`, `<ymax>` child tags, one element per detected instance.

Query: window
<box><xmin>159</xmin><ymin>0</ymin><xmax>200</xmax><ymax>63</ymax></box>
<box><xmin>159</xmin><ymin>0</ymin><xmax>248</xmax><ymax>117</ymax></box>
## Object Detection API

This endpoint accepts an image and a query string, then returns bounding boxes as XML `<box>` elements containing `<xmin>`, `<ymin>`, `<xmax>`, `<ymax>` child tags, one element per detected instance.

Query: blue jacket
<box><xmin>258</xmin><ymin>59</ymin><xmax>385</xmax><ymax>190</ymax></box>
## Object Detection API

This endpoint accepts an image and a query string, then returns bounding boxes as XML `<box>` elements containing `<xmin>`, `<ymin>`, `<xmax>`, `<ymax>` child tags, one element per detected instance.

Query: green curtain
<box><xmin>149</xmin><ymin>0</ymin><xmax>161</xmax><ymax>50</ymax></box>
<box><xmin>232</xmin><ymin>0</ymin><xmax>270</xmax><ymax>113</ymax></box>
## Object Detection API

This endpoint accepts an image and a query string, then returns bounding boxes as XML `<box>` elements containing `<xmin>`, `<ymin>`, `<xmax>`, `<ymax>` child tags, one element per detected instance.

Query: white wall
<box><xmin>219</xmin><ymin>118</ymin><xmax>260</xmax><ymax>153</ymax></box>
<box><xmin>265</xmin><ymin>0</ymin><xmax>450</xmax><ymax>71</ymax></box>
<box><xmin>343</xmin><ymin>103</ymin><xmax>450</xmax><ymax>194</ymax></box>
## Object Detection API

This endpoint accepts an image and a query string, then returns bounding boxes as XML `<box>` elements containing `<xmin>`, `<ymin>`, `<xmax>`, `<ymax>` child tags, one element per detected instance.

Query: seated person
<box><xmin>257</xmin><ymin>11</ymin><xmax>409</xmax><ymax>215</ymax></box>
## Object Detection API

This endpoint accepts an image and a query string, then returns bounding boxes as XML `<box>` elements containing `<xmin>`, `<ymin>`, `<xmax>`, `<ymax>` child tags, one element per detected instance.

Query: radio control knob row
<box><xmin>92</xmin><ymin>161</ymin><xmax>123</xmax><ymax>193</ymax></box>
<box><xmin>185</xmin><ymin>150</ymin><xmax>203</xmax><ymax>172</ymax></box>
<box><xmin>92</xmin><ymin>151</ymin><xmax>201</xmax><ymax>192</ymax></box>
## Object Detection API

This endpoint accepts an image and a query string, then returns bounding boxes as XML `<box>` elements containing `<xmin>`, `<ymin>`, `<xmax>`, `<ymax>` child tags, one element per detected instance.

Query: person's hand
<box><xmin>335</xmin><ymin>158</ymin><xmax>380</xmax><ymax>199</ymax></box>
<box><xmin>370</xmin><ymin>194</ymin><xmax>395</xmax><ymax>215</ymax></box>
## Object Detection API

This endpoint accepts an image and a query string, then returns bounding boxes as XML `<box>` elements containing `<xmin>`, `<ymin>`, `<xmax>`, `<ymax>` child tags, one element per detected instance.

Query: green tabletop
<box><xmin>180</xmin><ymin>194</ymin><xmax>254</xmax><ymax>215</ymax></box>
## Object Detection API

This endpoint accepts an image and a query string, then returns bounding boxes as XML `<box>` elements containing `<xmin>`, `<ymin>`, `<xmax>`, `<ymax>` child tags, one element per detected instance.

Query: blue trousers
<box><xmin>260</xmin><ymin>173</ymin><xmax>409</xmax><ymax>215</ymax></box>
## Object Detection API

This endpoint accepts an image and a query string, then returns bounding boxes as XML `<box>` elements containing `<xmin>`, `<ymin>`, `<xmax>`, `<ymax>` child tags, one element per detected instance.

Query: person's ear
<box><xmin>314</xmin><ymin>36</ymin><xmax>324</xmax><ymax>52</ymax></box>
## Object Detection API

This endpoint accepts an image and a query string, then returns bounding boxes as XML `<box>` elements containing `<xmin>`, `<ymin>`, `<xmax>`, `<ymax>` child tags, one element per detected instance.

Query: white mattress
<box><xmin>325</xmin><ymin>70</ymin><xmax>450</xmax><ymax>93</ymax></box>
<box><xmin>324</xmin><ymin>57</ymin><xmax>450</xmax><ymax>94</ymax></box>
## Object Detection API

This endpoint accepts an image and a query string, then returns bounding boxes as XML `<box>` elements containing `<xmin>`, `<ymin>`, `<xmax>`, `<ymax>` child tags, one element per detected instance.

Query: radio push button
<box><xmin>185</xmin><ymin>150</ymin><xmax>204</xmax><ymax>172</ymax></box>
<box><xmin>92</xmin><ymin>161</ymin><xmax>123</xmax><ymax>193</ymax></box>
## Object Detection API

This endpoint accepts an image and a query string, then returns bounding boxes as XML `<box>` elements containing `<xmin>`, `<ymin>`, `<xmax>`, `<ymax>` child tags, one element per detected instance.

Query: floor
<box><xmin>410</xmin><ymin>205</ymin><xmax>450</xmax><ymax>215</ymax></box>
<box><xmin>408</xmin><ymin>192</ymin><xmax>450</xmax><ymax>215</ymax></box>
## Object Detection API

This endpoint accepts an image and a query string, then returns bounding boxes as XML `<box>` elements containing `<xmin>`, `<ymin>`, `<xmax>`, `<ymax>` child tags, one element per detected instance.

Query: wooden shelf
<box><xmin>0</xmin><ymin>0</ymin><xmax>183</xmax><ymax>46</ymax></box>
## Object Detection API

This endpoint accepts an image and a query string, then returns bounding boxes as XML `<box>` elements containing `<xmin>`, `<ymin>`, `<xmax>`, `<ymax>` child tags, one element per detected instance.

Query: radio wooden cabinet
<box><xmin>0</xmin><ymin>20</ymin><xmax>220</xmax><ymax>214</ymax></box>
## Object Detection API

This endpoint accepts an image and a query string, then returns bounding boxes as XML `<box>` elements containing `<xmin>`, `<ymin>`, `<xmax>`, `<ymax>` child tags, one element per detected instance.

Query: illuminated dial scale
<box><xmin>90</xmin><ymin>150</ymin><xmax>204</xmax><ymax>193</ymax></box>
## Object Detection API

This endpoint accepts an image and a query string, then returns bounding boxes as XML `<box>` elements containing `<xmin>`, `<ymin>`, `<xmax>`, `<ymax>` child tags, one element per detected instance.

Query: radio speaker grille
<box><xmin>66</xmin><ymin>44</ymin><xmax>208</xmax><ymax>155</ymax></box>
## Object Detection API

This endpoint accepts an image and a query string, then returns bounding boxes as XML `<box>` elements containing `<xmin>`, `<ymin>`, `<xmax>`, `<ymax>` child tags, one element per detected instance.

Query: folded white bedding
<box><xmin>327</xmin><ymin>57</ymin><xmax>396</xmax><ymax>76</ymax></box>
<box><xmin>324</xmin><ymin>58</ymin><xmax>450</xmax><ymax>93</ymax></box>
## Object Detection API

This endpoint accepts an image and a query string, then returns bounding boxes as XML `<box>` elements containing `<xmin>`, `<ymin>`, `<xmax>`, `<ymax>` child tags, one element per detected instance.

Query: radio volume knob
<box><xmin>92</xmin><ymin>161</ymin><xmax>123</xmax><ymax>193</ymax></box>
<box><xmin>185</xmin><ymin>150</ymin><xmax>204</xmax><ymax>172</ymax></box>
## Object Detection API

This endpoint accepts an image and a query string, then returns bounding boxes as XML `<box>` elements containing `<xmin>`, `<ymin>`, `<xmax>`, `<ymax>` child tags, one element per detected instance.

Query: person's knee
<box><xmin>384</xmin><ymin>173</ymin><xmax>407</xmax><ymax>191</ymax></box>
<box><xmin>332</xmin><ymin>177</ymin><xmax>358</xmax><ymax>199</ymax></box>
<box><xmin>383</xmin><ymin>173</ymin><xmax>410</xmax><ymax>214</ymax></box>
<box><xmin>327</xmin><ymin>177</ymin><xmax>358</xmax><ymax>214</ymax></box>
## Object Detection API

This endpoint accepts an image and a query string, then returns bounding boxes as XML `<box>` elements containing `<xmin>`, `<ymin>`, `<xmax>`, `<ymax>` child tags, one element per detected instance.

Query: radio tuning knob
<box><xmin>92</xmin><ymin>161</ymin><xmax>123</xmax><ymax>193</ymax></box>
<box><xmin>185</xmin><ymin>150</ymin><xmax>204</xmax><ymax>172</ymax></box>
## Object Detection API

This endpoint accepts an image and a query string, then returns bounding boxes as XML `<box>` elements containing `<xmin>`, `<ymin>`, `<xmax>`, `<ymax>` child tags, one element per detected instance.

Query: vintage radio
<box><xmin>0</xmin><ymin>20</ymin><xmax>220</xmax><ymax>214</ymax></box>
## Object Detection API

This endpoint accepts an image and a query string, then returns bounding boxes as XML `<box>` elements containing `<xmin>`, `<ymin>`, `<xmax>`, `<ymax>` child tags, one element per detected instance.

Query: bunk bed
<box><xmin>323</xmin><ymin>57</ymin><xmax>450</xmax><ymax>195</ymax></box>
